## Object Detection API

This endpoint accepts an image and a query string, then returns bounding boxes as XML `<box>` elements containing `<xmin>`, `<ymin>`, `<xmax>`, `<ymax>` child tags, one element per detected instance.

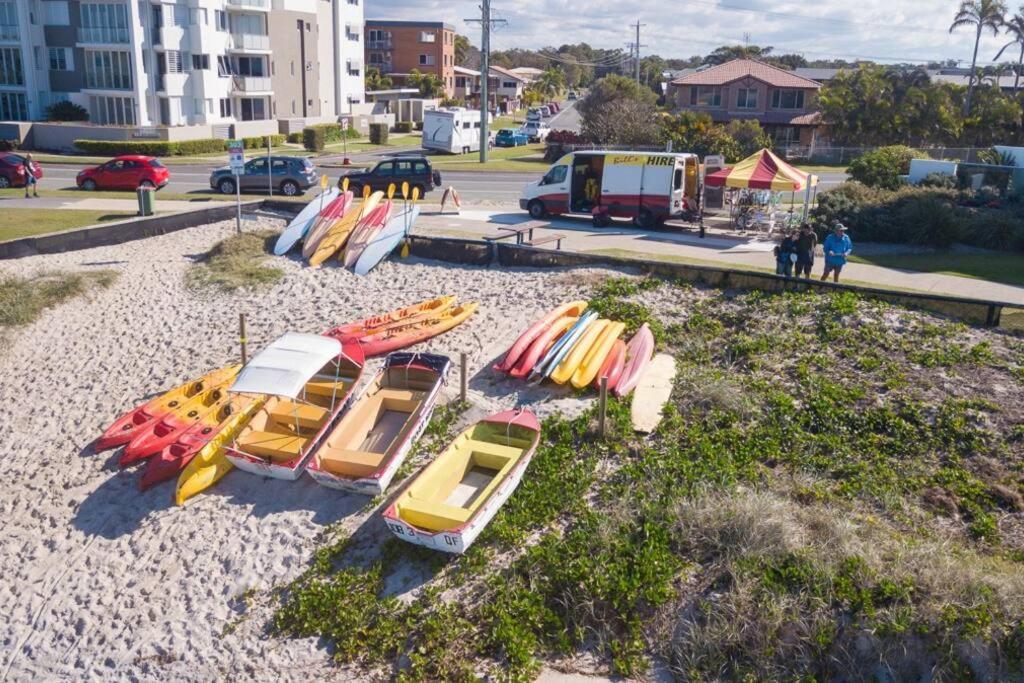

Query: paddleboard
<box><xmin>274</xmin><ymin>187</ymin><xmax>340</xmax><ymax>255</ymax></box>
<box><xmin>353</xmin><ymin>205</ymin><xmax>421</xmax><ymax>275</ymax></box>
<box><xmin>529</xmin><ymin>311</ymin><xmax>597</xmax><ymax>382</ymax></box>
<box><xmin>630</xmin><ymin>353</ymin><xmax>676</xmax><ymax>433</ymax></box>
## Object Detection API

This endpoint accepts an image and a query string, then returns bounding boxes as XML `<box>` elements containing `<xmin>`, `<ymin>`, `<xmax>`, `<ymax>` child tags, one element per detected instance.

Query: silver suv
<box><xmin>209</xmin><ymin>156</ymin><xmax>320</xmax><ymax>196</ymax></box>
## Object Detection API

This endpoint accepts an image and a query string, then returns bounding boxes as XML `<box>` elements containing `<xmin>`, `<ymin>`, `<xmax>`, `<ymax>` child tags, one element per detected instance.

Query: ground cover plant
<box><xmin>0</xmin><ymin>270</ymin><xmax>117</xmax><ymax>329</ymax></box>
<box><xmin>185</xmin><ymin>230</ymin><xmax>283</xmax><ymax>292</ymax></box>
<box><xmin>271</xmin><ymin>274</ymin><xmax>1024</xmax><ymax>681</ymax></box>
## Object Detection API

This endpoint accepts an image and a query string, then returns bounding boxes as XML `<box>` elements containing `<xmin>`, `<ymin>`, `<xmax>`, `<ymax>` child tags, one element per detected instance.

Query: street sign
<box><xmin>227</xmin><ymin>139</ymin><xmax>245</xmax><ymax>176</ymax></box>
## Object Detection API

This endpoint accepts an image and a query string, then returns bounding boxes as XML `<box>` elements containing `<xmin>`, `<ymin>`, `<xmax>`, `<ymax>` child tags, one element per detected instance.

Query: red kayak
<box><xmin>494</xmin><ymin>301</ymin><xmax>588</xmax><ymax>373</ymax></box>
<box><xmin>95</xmin><ymin>365</ymin><xmax>237</xmax><ymax>451</ymax></box>
<box><xmin>120</xmin><ymin>384</ymin><xmax>228</xmax><ymax>466</ymax></box>
<box><xmin>594</xmin><ymin>338</ymin><xmax>626</xmax><ymax>391</ymax></box>
<box><xmin>508</xmin><ymin>316</ymin><xmax>577</xmax><ymax>379</ymax></box>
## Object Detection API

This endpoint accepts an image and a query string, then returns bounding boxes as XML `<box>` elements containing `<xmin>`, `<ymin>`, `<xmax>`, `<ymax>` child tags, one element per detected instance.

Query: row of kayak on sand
<box><xmin>92</xmin><ymin>296</ymin><xmax>672</xmax><ymax>554</ymax></box>
<box><xmin>274</xmin><ymin>183</ymin><xmax>421</xmax><ymax>274</ymax></box>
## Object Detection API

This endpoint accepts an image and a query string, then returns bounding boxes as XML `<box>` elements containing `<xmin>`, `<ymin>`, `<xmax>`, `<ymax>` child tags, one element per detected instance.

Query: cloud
<box><xmin>366</xmin><ymin>0</ymin><xmax>1011</xmax><ymax>66</ymax></box>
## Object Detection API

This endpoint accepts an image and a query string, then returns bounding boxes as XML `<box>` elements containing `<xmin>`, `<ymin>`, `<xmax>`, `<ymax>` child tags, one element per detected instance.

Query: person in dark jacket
<box><xmin>794</xmin><ymin>223</ymin><xmax>816</xmax><ymax>278</ymax></box>
<box><xmin>774</xmin><ymin>229</ymin><xmax>797</xmax><ymax>277</ymax></box>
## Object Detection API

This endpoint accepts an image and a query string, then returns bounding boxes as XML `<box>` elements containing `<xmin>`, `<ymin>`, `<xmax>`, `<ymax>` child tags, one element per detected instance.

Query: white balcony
<box><xmin>226</xmin><ymin>0</ymin><xmax>270</xmax><ymax>10</ymax></box>
<box><xmin>229</xmin><ymin>33</ymin><xmax>270</xmax><ymax>51</ymax></box>
<box><xmin>232</xmin><ymin>75</ymin><xmax>272</xmax><ymax>93</ymax></box>
<box><xmin>77</xmin><ymin>26</ymin><xmax>130</xmax><ymax>44</ymax></box>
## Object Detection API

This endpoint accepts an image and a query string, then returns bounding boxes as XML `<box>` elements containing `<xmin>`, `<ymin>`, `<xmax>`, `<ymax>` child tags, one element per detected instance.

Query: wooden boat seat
<box><xmin>236</xmin><ymin>430</ymin><xmax>306</xmax><ymax>460</ymax></box>
<box><xmin>305</xmin><ymin>378</ymin><xmax>351</xmax><ymax>398</ymax></box>
<box><xmin>318</xmin><ymin>447</ymin><xmax>386</xmax><ymax>478</ymax></box>
<box><xmin>398</xmin><ymin>497</ymin><xmax>473</xmax><ymax>532</ymax></box>
<box><xmin>269</xmin><ymin>401</ymin><xmax>328</xmax><ymax>430</ymax></box>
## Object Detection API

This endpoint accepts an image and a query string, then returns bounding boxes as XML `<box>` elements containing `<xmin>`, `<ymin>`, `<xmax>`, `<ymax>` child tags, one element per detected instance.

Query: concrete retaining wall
<box><xmin>408</xmin><ymin>235</ymin><xmax>493</xmax><ymax>265</ymax></box>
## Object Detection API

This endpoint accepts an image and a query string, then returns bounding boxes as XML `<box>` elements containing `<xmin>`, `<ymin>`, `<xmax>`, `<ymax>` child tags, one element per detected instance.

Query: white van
<box><xmin>520</xmin><ymin>151</ymin><xmax>701</xmax><ymax>228</ymax></box>
<box><xmin>422</xmin><ymin>108</ymin><xmax>492</xmax><ymax>155</ymax></box>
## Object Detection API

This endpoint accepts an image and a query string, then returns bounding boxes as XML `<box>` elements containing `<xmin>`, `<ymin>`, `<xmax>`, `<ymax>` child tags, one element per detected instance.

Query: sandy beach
<box><xmin>0</xmin><ymin>216</ymin><xmax>621</xmax><ymax>680</ymax></box>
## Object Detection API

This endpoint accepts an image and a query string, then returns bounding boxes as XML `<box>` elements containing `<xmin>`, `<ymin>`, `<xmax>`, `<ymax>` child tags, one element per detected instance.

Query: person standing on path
<box><xmin>794</xmin><ymin>223</ymin><xmax>817</xmax><ymax>278</ymax></box>
<box><xmin>23</xmin><ymin>153</ymin><xmax>38</xmax><ymax>198</ymax></box>
<box><xmin>775</xmin><ymin>229</ymin><xmax>797</xmax><ymax>278</ymax></box>
<box><xmin>821</xmin><ymin>223</ymin><xmax>852</xmax><ymax>283</ymax></box>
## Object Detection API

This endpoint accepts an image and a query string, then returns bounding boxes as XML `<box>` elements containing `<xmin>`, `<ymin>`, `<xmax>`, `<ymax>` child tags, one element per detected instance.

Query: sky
<box><xmin>365</xmin><ymin>0</ymin><xmax>1017</xmax><ymax>67</ymax></box>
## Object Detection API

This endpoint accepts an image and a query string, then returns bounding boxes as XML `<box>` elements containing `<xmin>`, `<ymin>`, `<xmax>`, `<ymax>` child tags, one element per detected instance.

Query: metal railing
<box><xmin>77</xmin><ymin>26</ymin><xmax>130</xmax><ymax>44</ymax></box>
<box><xmin>367</xmin><ymin>38</ymin><xmax>393</xmax><ymax>50</ymax></box>
<box><xmin>230</xmin><ymin>33</ymin><xmax>270</xmax><ymax>50</ymax></box>
<box><xmin>0</xmin><ymin>25</ymin><xmax>18</xmax><ymax>41</ymax></box>
<box><xmin>226</xmin><ymin>0</ymin><xmax>270</xmax><ymax>9</ymax></box>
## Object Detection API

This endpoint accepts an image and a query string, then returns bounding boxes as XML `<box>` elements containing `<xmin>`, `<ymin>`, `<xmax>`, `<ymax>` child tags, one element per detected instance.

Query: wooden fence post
<box><xmin>460</xmin><ymin>352</ymin><xmax>468</xmax><ymax>404</ymax></box>
<box><xmin>598</xmin><ymin>376</ymin><xmax>608</xmax><ymax>438</ymax></box>
<box><xmin>239</xmin><ymin>313</ymin><xmax>248</xmax><ymax>366</ymax></box>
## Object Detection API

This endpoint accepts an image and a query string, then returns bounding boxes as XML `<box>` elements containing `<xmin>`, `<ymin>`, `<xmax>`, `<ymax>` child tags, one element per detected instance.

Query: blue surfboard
<box><xmin>528</xmin><ymin>311</ymin><xmax>597</xmax><ymax>383</ymax></box>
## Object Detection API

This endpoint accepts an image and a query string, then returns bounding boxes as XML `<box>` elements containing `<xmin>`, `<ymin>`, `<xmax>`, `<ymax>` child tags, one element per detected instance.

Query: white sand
<box><xmin>0</xmin><ymin>217</ymin><xmax>624</xmax><ymax>680</ymax></box>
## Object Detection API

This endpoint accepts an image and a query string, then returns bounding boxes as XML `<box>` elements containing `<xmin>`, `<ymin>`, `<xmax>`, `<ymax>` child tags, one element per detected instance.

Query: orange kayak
<box><xmin>494</xmin><ymin>301</ymin><xmax>588</xmax><ymax>373</ymax></box>
<box><xmin>325</xmin><ymin>296</ymin><xmax>456</xmax><ymax>340</ymax></box>
<box><xmin>508</xmin><ymin>316</ymin><xmax>577</xmax><ymax>379</ymax></box>
<box><xmin>358</xmin><ymin>302</ymin><xmax>478</xmax><ymax>357</ymax></box>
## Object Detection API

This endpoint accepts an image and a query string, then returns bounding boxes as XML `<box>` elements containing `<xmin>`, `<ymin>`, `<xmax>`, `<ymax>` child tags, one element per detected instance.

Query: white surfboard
<box><xmin>630</xmin><ymin>353</ymin><xmax>676</xmax><ymax>433</ymax></box>
<box><xmin>274</xmin><ymin>187</ymin><xmax>340</xmax><ymax>255</ymax></box>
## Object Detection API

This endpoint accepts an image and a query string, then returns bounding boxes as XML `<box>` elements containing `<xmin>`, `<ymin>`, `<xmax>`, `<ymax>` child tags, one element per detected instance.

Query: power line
<box><xmin>465</xmin><ymin>1</ymin><xmax>506</xmax><ymax>163</ymax></box>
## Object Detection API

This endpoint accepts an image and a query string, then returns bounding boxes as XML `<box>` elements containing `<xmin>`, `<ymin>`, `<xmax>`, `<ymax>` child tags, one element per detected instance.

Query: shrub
<box><xmin>414</xmin><ymin>121</ymin><xmax>423</xmax><ymax>131</ymax></box>
<box><xmin>394</xmin><ymin>121</ymin><xmax>413</xmax><ymax>133</ymax></box>
<box><xmin>302</xmin><ymin>126</ymin><xmax>325</xmax><ymax>153</ymax></box>
<box><xmin>74</xmin><ymin>139</ymin><xmax>179</xmax><ymax>156</ymax></box>
<box><xmin>241</xmin><ymin>134</ymin><xmax>285</xmax><ymax>149</ymax></box>
<box><xmin>177</xmin><ymin>138</ymin><xmax>228</xmax><ymax>155</ymax></box>
<box><xmin>369</xmin><ymin>123</ymin><xmax>389</xmax><ymax>145</ymax></box>
<box><xmin>286</xmin><ymin>132</ymin><xmax>303</xmax><ymax>144</ymax></box>
<box><xmin>301</xmin><ymin>123</ymin><xmax>358</xmax><ymax>151</ymax></box>
<box><xmin>919</xmin><ymin>172</ymin><xmax>958</xmax><ymax>190</ymax></box>
<box><xmin>897</xmin><ymin>194</ymin><xmax>962</xmax><ymax>246</ymax></box>
<box><xmin>847</xmin><ymin>145</ymin><xmax>922</xmax><ymax>190</ymax></box>
<box><xmin>45</xmin><ymin>100</ymin><xmax>88</xmax><ymax>122</ymax></box>
<box><xmin>0</xmin><ymin>139</ymin><xmax>18</xmax><ymax>151</ymax></box>
<box><xmin>961</xmin><ymin>209</ymin><xmax>1024</xmax><ymax>250</ymax></box>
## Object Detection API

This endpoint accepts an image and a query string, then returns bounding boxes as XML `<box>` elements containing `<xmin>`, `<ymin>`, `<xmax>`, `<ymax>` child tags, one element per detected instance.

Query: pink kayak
<box><xmin>594</xmin><ymin>338</ymin><xmax>626</xmax><ymax>391</ymax></box>
<box><xmin>342</xmin><ymin>201</ymin><xmax>392</xmax><ymax>269</ymax></box>
<box><xmin>495</xmin><ymin>301</ymin><xmax>588</xmax><ymax>373</ymax></box>
<box><xmin>508</xmin><ymin>316</ymin><xmax>577</xmax><ymax>379</ymax></box>
<box><xmin>614</xmin><ymin>324</ymin><xmax>655</xmax><ymax>397</ymax></box>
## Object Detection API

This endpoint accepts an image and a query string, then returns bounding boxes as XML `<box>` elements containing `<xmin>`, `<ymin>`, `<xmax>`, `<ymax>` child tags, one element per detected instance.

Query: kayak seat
<box><xmin>305</xmin><ymin>378</ymin><xmax>351</xmax><ymax>398</ymax></box>
<box><xmin>236</xmin><ymin>430</ymin><xmax>307</xmax><ymax>461</ymax></box>
<box><xmin>398</xmin><ymin>497</ymin><xmax>472</xmax><ymax>532</ymax></box>
<box><xmin>318</xmin><ymin>447</ymin><xmax>386</xmax><ymax>478</ymax></box>
<box><xmin>269</xmin><ymin>401</ymin><xmax>329</xmax><ymax>431</ymax></box>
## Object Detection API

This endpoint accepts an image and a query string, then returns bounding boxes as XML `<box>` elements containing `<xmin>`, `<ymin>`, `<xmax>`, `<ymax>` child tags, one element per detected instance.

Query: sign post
<box><xmin>266</xmin><ymin>135</ymin><xmax>273</xmax><ymax>198</ymax></box>
<box><xmin>227</xmin><ymin>139</ymin><xmax>245</xmax><ymax>234</ymax></box>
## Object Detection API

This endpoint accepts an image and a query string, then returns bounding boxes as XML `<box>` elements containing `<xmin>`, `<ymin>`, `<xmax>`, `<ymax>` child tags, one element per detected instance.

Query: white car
<box><xmin>520</xmin><ymin>123</ymin><xmax>550</xmax><ymax>143</ymax></box>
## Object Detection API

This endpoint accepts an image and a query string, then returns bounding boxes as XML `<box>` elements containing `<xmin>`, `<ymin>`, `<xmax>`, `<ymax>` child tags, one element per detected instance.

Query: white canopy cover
<box><xmin>230</xmin><ymin>332</ymin><xmax>341</xmax><ymax>398</ymax></box>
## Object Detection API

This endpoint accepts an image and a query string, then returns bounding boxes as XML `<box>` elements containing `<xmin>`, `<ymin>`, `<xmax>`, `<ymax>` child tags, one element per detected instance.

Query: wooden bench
<box><xmin>523</xmin><ymin>234</ymin><xmax>565</xmax><ymax>250</ymax></box>
<box><xmin>483</xmin><ymin>221</ymin><xmax>545</xmax><ymax>245</ymax></box>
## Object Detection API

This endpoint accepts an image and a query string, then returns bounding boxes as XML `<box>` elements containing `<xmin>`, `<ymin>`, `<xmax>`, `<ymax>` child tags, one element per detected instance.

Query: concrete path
<box><xmin>1</xmin><ymin>196</ymin><xmax>229</xmax><ymax>213</ymax></box>
<box><xmin>416</xmin><ymin>208</ymin><xmax>1024</xmax><ymax>306</ymax></box>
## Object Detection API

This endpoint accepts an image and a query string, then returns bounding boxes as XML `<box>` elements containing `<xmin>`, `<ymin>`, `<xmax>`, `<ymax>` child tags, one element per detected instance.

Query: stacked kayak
<box><xmin>274</xmin><ymin>187</ymin><xmax>341</xmax><ymax>255</ymax></box>
<box><xmin>494</xmin><ymin>302</ymin><xmax>655</xmax><ymax>396</ymax></box>
<box><xmin>309</xmin><ymin>192</ymin><xmax>386</xmax><ymax>267</ymax></box>
<box><xmin>325</xmin><ymin>296</ymin><xmax>478</xmax><ymax>358</ymax></box>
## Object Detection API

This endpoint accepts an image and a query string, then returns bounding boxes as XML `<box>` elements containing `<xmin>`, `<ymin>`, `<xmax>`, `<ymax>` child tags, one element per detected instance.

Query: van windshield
<box><xmin>542</xmin><ymin>165</ymin><xmax>567</xmax><ymax>185</ymax></box>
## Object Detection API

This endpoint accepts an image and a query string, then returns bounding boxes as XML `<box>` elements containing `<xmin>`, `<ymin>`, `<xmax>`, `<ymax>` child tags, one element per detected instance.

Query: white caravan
<box><xmin>422</xmin><ymin>108</ymin><xmax>492</xmax><ymax>154</ymax></box>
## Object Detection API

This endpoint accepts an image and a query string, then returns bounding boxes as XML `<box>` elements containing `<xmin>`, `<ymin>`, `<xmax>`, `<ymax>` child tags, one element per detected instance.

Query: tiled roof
<box><xmin>671</xmin><ymin>60</ymin><xmax>821</xmax><ymax>89</ymax></box>
<box><xmin>488</xmin><ymin>64</ymin><xmax>526</xmax><ymax>81</ymax></box>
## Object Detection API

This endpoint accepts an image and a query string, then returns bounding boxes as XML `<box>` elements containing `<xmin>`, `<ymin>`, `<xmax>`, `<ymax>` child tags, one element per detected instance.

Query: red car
<box><xmin>76</xmin><ymin>155</ymin><xmax>170</xmax><ymax>191</ymax></box>
<box><xmin>0</xmin><ymin>152</ymin><xmax>43</xmax><ymax>189</ymax></box>
<box><xmin>547</xmin><ymin>102</ymin><xmax>560</xmax><ymax>113</ymax></box>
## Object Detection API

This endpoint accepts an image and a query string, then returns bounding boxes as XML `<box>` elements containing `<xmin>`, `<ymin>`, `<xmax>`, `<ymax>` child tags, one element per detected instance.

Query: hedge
<box><xmin>394</xmin><ymin>121</ymin><xmax>413</xmax><ymax>133</ymax></box>
<box><xmin>287</xmin><ymin>132</ymin><xmax>303</xmax><ymax>144</ymax></box>
<box><xmin>73</xmin><ymin>137</ymin><xmax>285</xmax><ymax>156</ymax></box>
<box><xmin>369</xmin><ymin>123</ymin><xmax>388</xmax><ymax>145</ymax></box>
<box><xmin>302</xmin><ymin>126</ymin><xmax>326</xmax><ymax>153</ymax></box>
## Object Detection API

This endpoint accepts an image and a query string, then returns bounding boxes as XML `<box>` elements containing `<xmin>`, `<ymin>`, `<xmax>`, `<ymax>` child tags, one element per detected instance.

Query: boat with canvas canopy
<box><xmin>224</xmin><ymin>332</ymin><xmax>364</xmax><ymax>480</ymax></box>
<box><xmin>382</xmin><ymin>409</ymin><xmax>541</xmax><ymax>554</ymax></box>
<box><xmin>307</xmin><ymin>352</ymin><xmax>450</xmax><ymax>495</ymax></box>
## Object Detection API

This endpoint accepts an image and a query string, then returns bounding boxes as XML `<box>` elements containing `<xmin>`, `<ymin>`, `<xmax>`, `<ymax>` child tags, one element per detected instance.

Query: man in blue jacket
<box><xmin>821</xmin><ymin>223</ymin><xmax>852</xmax><ymax>282</ymax></box>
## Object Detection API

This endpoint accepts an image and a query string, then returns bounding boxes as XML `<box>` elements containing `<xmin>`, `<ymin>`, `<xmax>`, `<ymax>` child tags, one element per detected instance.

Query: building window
<box><xmin>89</xmin><ymin>94</ymin><xmax>135</xmax><ymax>124</ymax></box>
<box><xmin>194</xmin><ymin>98</ymin><xmax>204</xmax><ymax>115</ymax></box>
<box><xmin>163</xmin><ymin>50</ymin><xmax>188</xmax><ymax>74</ymax></box>
<box><xmin>43</xmin><ymin>1</ymin><xmax>69</xmax><ymax>25</ymax></box>
<box><xmin>455</xmin><ymin>76</ymin><xmax>466</xmax><ymax>88</ymax></box>
<box><xmin>79</xmin><ymin>3</ymin><xmax>129</xmax><ymax>43</ymax></box>
<box><xmin>85</xmin><ymin>49</ymin><xmax>132</xmax><ymax>89</ymax></box>
<box><xmin>234</xmin><ymin>56</ymin><xmax>264</xmax><ymax>76</ymax></box>
<box><xmin>735</xmin><ymin>87</ymin><xmax>757</xmax><ymax>109</ymax></box>
<box><xmin>0</xmin><ymin>2</ymin><xmax>18</xmax><ymax>39</ymax></box>
<box><xmin>219</xmin><ymin>97</ymin><xmax>232</xmax><ymax>117</ymax></box>
<box><xmin>347</xmin><ymin>0</ymin><xmax>358</xmax><ymax>4</ymax></box>
<box><xmin>419</xmin><ymin>54</ymin><xmax>435</xmax><ymax>66</ymax></box>
<box><xmin>238</xmin><ymin>96</ymin><xmax>266</xmax><ymax>120</ymax></box>
<box><xmin>419</xmin><ymin>31</ymin><xmax>435</xmax><ymax>43</ymax></box>
<box><xmin>1</xmin><ymin>47</ymin><xmax>25</xmax><ymax>86</ymax></box>
<box><xmin>48</xmin><ymin>46</ymin><xmax>72</xmax><ymax>71</ymax></box>
<box><xmin>502</xmin><ymin>80</ymin><xmax>516</xmax><ymax>88</ymax></box>
<box><xmin>191</xmin><ymin>53</ymin><xmax>209</xmax><ymax>70</ymax></box>
<box><xmin>217</xmin><ymin>55</ymin><xmax>232</xmax><ymax>76</ymax></box>
<box><xmin>214</xmin><ymin>9</ymin><xmax>226</xmax><ymax>31</ymax></box>
<box><xmin>690</xmin><ymin>86</ymin><xmax>721</xmax><ymax>107</ymax></box>
<box><xmin>190</xmin><ymin>7</ymin><xmax>206</xmax><ymax>25</ymax></box>
<box><xmin>772</xmin><ymin>88</ymin><xmax>805</xmax><ymax>110</ymax></box>
<box><xmin>0</xmin><ymin>90</ymin><xmax>27</xmax><ymax>119</ymax></box>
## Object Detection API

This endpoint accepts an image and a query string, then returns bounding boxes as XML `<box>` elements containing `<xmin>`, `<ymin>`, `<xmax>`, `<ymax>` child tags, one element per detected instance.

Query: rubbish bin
<box><xmin>137</xmin><ymin>187</ymin><xmax>155</xmax><ymax>216</ymax></box>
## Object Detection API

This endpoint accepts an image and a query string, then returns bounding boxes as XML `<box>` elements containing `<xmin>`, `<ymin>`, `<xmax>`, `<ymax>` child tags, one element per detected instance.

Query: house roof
<box><xmin>792</xmin><ymin>67</ymin><xmax>842</xmax><ymax>82</ymax></box>
<box><xmin>670</xmin><ymin>59</ymin><xmax>821</xmax><ymax>89</ymax></box>
<box><xmin>454</xmin><ymin>65</ymin><xmax>480</xmax><ymax>76</ymax></box>
<box><xmin>488</xmin><ymin>64</ymin><xmax>526</xmax><ymax>82</ymax></box>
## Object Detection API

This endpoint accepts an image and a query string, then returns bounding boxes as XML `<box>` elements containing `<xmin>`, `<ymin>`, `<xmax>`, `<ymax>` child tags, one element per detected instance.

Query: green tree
<box><xmin>703</xmin><ymin>44</ymin><xmax>773</xmax><ymax>65</ymax></box>
<box><xmin>818</xmin><ymin>65</ymin><xmax>901</xmax><ymax>145</ymax></box>
<box><xmin>660</xmin><ymin>112</ymin><xmax>743</xmax><ymax>161</ymax></box>
<box><xmin>365</xmin><ymin>67</ymin><xmax>392</xmax><ymax>92</ymax></box>
<box><xmin>994</xmin><ymin>6</ymin><xmax>1024</xmax><ymax>92</ymax></box>
<box><xmin>580</xmin><ymin>99</ymin><xmax>662</xmax><ymax>146</ymax></box>
<box><xmin>533</xmin><ymin>68</ymin><xmax>565</xmax><ymax>98</ymax></box>
<box><xmin>454</xmin><ymin>34</ymin><xmax>471</xmax><ymax>65</ymax></box>
<box><xmin>406</xmin><ymin>69</ymin><xmax>444</xmax><ymax>98</ymax></box>
<box><xmin>950</xmin><ymin>0</ymin><xmax>1007</xmax><ymax>114</ymax></box>
<box><xmin>576</xmin><ymin>74</ymin><xmax>657</xmax><ymax>122</ymax></box>
<box><xmin>45</xmin><ymin>100</ymin><xmax>88</xmax><ymax>121</ymax></box>
<box><xmin>847</xmin><ymin>145</ymin><xmax>921</xmax><ymax>189</ymax></box>
<box><xmin>725</xmin><ymin>120</ymin><xmax>772</xmax><ymax>156</ymax></box>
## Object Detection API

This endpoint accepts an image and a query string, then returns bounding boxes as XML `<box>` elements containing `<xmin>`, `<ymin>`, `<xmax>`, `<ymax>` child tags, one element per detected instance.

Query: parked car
<box><xmin>0</xmin><ymin>152</ymin><xmax>43</xmax><ymax>189</ymax></box>
<box><xmin>539</xmin><ymin>106</ymin><xmax>552</xmax><ymax>118</ymax></box>
<box><xmin>547</xmin><ymin>102</ymin><xmax>560</xmax><ymax>113</ymax></box>
<box><xmin>76</xmin><ymin>155</ymin><xmax>169</xmax><ymax>191</ymax></box>
<box><xmin>520</xmin><ymin>121</ymin><xmax>550</xmax><ymax>143</ymax></box>
<box><xmin>210</xmin><ymin>155</ymin><xmax>319</xmax><ymax>196</ymax></box>
<box><xmin>495</xmin><ymin>128</ymin><xmax>530</xmax><ymax>147</ymax></box>
<box><xmin>567</xmin><ymin>91</ymin><xmax>578</xmax><ymax>100</ymax></box>
<box><xmin>338</xmin><ymin>156</ymin><xmax>442</xmax><ymax>195</ymax></box>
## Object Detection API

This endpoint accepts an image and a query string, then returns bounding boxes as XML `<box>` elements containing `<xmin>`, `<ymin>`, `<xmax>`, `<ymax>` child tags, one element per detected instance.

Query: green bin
<box><xmin>137</xmin><ymin>187</ymin><xmax>155</xmax><ymax>216</ymax></box>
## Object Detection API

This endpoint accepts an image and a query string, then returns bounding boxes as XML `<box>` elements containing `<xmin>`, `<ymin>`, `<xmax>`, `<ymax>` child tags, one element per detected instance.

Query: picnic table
<box><xmin>483</xmin><ymin>221</ymin><xmax>565</xmax><ymax>250</ymax></box>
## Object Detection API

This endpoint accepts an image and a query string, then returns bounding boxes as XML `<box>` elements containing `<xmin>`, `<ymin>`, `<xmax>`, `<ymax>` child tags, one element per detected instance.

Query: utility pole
<box><xmin>465</xmin><ymin>1</ymin><xmax>505</xmax><ymax>163</ymax></box>
<box><xmin>631</xmin><ymin>21</ymin><xmax>645</xmax><ymax>84</ymax></box>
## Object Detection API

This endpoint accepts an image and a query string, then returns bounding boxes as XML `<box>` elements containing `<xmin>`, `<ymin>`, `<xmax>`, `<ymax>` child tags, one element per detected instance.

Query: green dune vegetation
<box><xmin>270</xmin><ymin>275</ymin><xmax>1024</xmax><ymax>681</ymax></box>
<box><xmin>1</xmin><ymin>270</ymin><xmax>117</xmax><ymax>329</ymax></box>
<box><xmin>185</xmin><ymin>230</ymin><xmax>283</xmax><ymax>292</ymax></box>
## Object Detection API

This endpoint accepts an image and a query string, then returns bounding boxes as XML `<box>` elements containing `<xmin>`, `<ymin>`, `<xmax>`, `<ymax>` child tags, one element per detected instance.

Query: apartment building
<box><xmin>0</xmin><ymin>0</ymin><xmax>364</xmax><ymax>126</ymax></box>
<box><xmin>364</xmin><ymin>20</ymin><xmax>454</xmax><ymax>97</ymax></box>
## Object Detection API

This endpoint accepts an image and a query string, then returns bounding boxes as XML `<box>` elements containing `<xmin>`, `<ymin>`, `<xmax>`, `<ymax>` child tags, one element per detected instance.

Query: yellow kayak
<box><xmin>174</xmin><ymin>395</ymin><xmax>266</xmax><ymax>505</ymax></box>
<box><xmin>571</xmin><ymin>321</ymin><xmax>625</xmax><ymax>388</ymax></box>
<box><xmin>309</xmin><ymin>191</ymin><xmax>384</xmax><ymax>267</ymax></box>
<box><xmin>550</xmin><ymin>319</ymin><xmax>610</xmax><ymax>385</ymax></box>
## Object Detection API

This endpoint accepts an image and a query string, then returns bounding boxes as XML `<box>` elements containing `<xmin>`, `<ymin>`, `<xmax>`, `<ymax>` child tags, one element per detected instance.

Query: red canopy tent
<box><xmin>703</xmin><ymin>148</ymin><xmax>817</xmax><ymax>191</ymax></box>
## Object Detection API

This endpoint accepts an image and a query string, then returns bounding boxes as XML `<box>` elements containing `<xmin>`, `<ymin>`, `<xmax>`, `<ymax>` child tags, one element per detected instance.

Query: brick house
<box><xmin>666</xmin><ymin>59</ymin><xmax>823</xmax><ymax>147</ymax></box>
<box><xmin>365</xmin><ymin>20</ymin><xmax>456</xmax><ymax>97</ymax></box>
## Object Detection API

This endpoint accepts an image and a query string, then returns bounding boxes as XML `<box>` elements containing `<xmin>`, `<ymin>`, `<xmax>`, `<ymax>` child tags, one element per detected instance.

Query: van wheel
<box><xmin>634</xmin><ymin>208</ymin><xmax>656</xmax><ymax>229</ymax></box>
<box><xmin>527</xmin><ymin>200</ymin><xmax>546</xmax><ymax>219</ymax></box>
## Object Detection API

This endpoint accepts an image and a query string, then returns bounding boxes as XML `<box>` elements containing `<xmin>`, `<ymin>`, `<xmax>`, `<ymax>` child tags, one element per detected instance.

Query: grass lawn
<box><xmin>794</xmin><ymin>164</ymin><xmax>849</xmax><ymax>174</ymax></box>
<box><xmin>850</xmin><ymin>252</ymin><xmax>1024</xmax><ymax>288</ymax></box>
<box><xmin>1</xmin><ymin>270</ymin><xmax>117</xmax><ymax>328</ymax></box>
<box><xmin>429</xmin><ymin>143</ymin><xmax>549</xmax><ymax>173</ymax></box>
<box><xmin>0</xmin><ymin>187</ymin><xmax>305</xmax><ymax>203</ymax></box>
<box><xmin>0</xmin><ymin>208</ymin><xmax>139</xmax><ymax>241</ymax></box>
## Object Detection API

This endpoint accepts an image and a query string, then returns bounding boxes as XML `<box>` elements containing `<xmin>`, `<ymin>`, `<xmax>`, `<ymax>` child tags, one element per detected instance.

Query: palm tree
<box><xmin>950</xmin><ymin>0</ymin><xmax>1008</xmax><ymax>114</ymax></box>
<box><xmin>994</xmin><ymin>7</ymin><xmax>1024</xmax><ymax>92</ymax></box>
<box><xmin>533</xmin><ymin>68</ymin><xmax>565</xmax><ymax>98</ymax></box>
